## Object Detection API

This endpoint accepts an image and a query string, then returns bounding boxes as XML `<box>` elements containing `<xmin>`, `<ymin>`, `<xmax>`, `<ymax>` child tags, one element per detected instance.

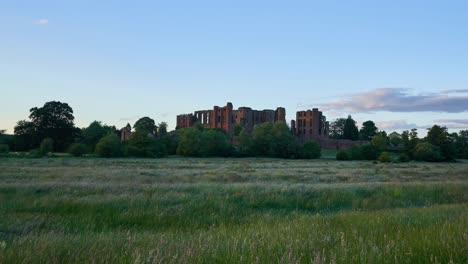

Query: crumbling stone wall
<box><xmin>176</xmin><ymin>102</ymin><xmax>286</xmax><ymax>133</ymax></box>
<box><xmin>294</xmin><ymin>108</ymin><xmax>329</xmax><ymax>143</ymax></box>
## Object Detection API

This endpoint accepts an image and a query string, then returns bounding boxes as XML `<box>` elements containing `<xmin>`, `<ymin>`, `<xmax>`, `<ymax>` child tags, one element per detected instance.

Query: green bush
<box><xmin>399</xmin><ymin>153</ymin><xmax>410</xmax><ymax>162</ymax></box>
<box><xmin>378</xmin><ymin>152</ymin><xmax>392</xmax><ymax>163</ymax></box>
<box><xmin>413</xmin><ymin>142</ymin><xmax>443</xmax><ymax>162</ymax></box>
<box><xmin>349</xmin><ymin>144</ymin><xmax>379</xmax><ymax>160</ymax></box>
<box><xmin>95</xmin><ymin>134</ymin><xmax>122</xmax><ymax>158</ymax></box>
<box><xmin>127</xmin><ymin>130</ymin><xmax>160</xmax><ymax>158</ymax></box>
<box><xmin>336</xmin><ymin>151</ymin><xmax>349</xmax><ymax>160</ymax></box>
<box><xmin>39</xmin><ymin>138</ymin><xmax>54</xmax><ymax>155</ymax></box>
<box><xmin>68</xmin><ymin>143</ymin><xmax>89</xmax><ymax>157</ymax></box>
<box><xmin>348</xmin><ymin>146</ymin><xmax>362</xmax><ymax>160</ymax></box>
<box><xmin>177</xmin><ymin>127</ymin><xmax>231</xmax><ymax>157</ymax></box>
<box><xmin>301</xmin><ymin>141</ymin><xmax>321</xmax><ymax>159</ymax></box>
<box><xmin>360</xmin><ymin>144</ymin><xmax>379</xmax><ymax>160</ymax></box>
<box><xmin>0</xmin><ymin>144</ymin><xmax>9</xmax><ymax>154</ymax></box>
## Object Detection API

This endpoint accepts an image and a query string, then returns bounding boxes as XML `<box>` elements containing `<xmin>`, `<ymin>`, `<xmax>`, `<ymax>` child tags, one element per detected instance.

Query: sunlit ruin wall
<box><xmin>177</xmin><ymin>102</ymin><xmax>286</xmax><ymax>134</ymax></box>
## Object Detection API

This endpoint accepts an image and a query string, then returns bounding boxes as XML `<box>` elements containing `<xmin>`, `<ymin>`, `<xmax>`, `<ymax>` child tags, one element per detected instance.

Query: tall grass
<box><xmin>0</xmin><ymin>158</ymin><xmax>467</xmax><ymax>263</ymax></box>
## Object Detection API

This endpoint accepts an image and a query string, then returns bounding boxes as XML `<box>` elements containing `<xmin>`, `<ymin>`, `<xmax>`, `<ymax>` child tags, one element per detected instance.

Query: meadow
<box><xmin>0</xmin><ymin>157</ymin><xmax>467</xmax><ymax>263</ymax></box>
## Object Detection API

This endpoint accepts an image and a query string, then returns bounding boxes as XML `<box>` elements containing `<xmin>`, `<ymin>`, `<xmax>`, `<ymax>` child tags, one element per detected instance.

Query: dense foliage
<box><xmin>14</xmin><ymin>101</ymin><xmax>77</xmax><ymax>151</ymax></box>
<box><xmin>6</xmin><ymin>101</ymin><xmax>468</xmax><ymax>162</ymax></box>
<box><xmin>95</xmin><ymin>134</ymin><xmax>122</xmax><ymax>157</ymax></box>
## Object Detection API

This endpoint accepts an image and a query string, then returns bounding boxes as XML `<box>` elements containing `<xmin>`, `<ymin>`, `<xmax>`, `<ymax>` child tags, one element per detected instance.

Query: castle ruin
<box><xmin>291</xmin><ymin>108</ymin><xmax>329</xmax><ymax>143</ymax></box>
<box><xmin>176</xmin><ymin>102</ymin><xmax>286</xmax><ymax>134</ymax></box>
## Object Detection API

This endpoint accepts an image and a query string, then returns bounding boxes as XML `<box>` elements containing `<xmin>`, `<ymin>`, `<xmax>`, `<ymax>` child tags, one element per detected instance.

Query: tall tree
<box><xmin>134</xmin><ymin>117</ymin><xmax>157</xmax><ymax>134</ymax></box>
<box><xmin>359</xmin><ymin>120</ymin><xmax>378</xmax><ymax>140</ymax></box>
<box><xmin>158</xmin><ymin>122</ymin><xmax>168</xmax><ymax>137</ymax></box>
<box><xmin>329</xmin><ymin>118</ymin><xmax>346</xmax><ymax>139</ymax></box>
<box><xmin>81</xmin><ymin>121</ymin><xmax>112</xmax><ymax>151</ymax></box>
<box><xmin>29</xmin><ymin>101</ymin><xmax>76</xmax><ymax>151</ymax></box>
<box><xmin>425</xmin><ymin>125</ymin><xmax>455</xmax><ymax>160</ymax></box>
<box><xmin>343</xmin><ymin>115</ymin><xmax>359</xmax><ymax>140</ymax></box>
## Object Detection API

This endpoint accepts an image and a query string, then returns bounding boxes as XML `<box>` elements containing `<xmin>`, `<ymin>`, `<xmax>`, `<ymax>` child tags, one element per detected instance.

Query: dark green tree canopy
<box><xmin>134</xmin><ymin>117</ymin><xmax>157</xmax><ymax>134</ymax></box>
<box><xmin>158</xmin><ymin>122</ymin><xmax>168</xmax><ymax>137</ymax></box>
<box><xmin>14</xmin><ymin>101</ymin><xmax>76</xmax><ymax>151</ymax></box>
<box><xmin>359</xmin><ymin>120</ymin><xmax>378</xmax><ymax>140</ymax></box>
<box><xmin>81</xmin><ymin>121</ymin><xmax>112</xmax><ymax>151</ymax></box>
<box><xmin>329</xmin><ymin>118</ymin><xmax>346</xmax><ymax>139</ymax></box>
<box><xmin>343</xmin><ymin>115</ymin><xmax>359</xmax><ymax>141</ymax></box>
<box><xmin>426</xmin><ymin>125</ymin><xmax>449</xmax><ymax>147</ymax></box>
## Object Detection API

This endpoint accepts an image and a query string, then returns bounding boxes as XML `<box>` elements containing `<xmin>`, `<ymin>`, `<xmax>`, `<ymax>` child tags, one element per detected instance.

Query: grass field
<box><xmin>0</xmin><ymin>157</ymin><xmax>467</xmax><ymax>263</ymax></box>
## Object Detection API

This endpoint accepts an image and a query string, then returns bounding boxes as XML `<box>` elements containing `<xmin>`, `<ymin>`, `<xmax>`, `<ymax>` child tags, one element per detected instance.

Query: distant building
<box><xmin>176</xmin><ymin>102</ymin><xmax>286</xmax><ymax>133</ymax></box>
<box><xmin>120</xmin><ymin>123</ymin><xmax>132</xmax><ymax>141</ymax></box>
<box><xmin>292</xmin><ymin>108</ymin><xmax>329</xmax><ymax>143</ymax></box>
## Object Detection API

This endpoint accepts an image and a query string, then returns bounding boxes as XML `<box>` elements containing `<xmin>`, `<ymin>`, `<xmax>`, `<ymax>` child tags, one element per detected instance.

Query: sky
<box><xmin>1</xmin><ymin>0</ymin><xmax>468</xmax><ymax>136</ymax></box>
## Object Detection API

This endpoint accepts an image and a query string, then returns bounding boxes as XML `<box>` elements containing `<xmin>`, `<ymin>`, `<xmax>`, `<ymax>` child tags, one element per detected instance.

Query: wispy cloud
<box><xmin>375</xmin><ymin>120</ymin><xmax>429</xmax><ymax>131</ymax></box>
<box><xmin>441</xmin><ymin>89</ymin><xmax>468</xmax><ymax>94</ymax></box>
<box><xmin>319</xmin><ymin>88</ymin><xmax>468</xmax><ymax>114</ymax></box>
<box><xmin>433</xmin><ymin>119</ymin><xmax>468</xmax><ymax>129</ymax></box>
<box><xmin>34</xmin><ymin>19</ymin><xmax>49</xmax><ymax>25</ymax></box>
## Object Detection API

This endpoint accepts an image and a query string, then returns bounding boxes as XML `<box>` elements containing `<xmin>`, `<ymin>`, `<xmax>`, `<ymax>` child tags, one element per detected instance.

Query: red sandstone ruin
<box><xmin>176</xmin><ymin>102</ymin><xmax>286</xmax><ymax>134</ymax></box>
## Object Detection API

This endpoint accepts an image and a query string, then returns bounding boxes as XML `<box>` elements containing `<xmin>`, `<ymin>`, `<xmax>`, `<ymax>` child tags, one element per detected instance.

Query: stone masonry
<box><xmin>176</xmin><ymin>102</ymin><xmax>286</xmax><ymax>133</ymax></box>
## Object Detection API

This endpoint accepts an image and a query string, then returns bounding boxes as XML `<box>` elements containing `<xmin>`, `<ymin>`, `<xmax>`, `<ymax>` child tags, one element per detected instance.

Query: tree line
<box><xmin>1</xmin><ymin>101</ymin><xmax>467</xmax><ymax>162</ymax></box>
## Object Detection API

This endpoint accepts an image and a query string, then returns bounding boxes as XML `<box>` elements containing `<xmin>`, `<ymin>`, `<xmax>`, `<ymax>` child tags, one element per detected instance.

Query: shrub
<box><xmin>0</xmin><ymin>144</ymin><xmax>9</xmax><ymax>154</ymax></box>
<box><xmin>95</xmin><ymin>134</ymin><xmax>122</xmax><ymax>157</ymax></box>
<box><xmin>378</xmin><ymin>152</ymin><xmax>392</xmax><ymax>163</ymax></box>
<box><xmin>39</xmin><ymin>138</ymin><xmax>54</xmax><ymax>155</ymax></box>
<box><xmin>413</xmin><ymin>142</ymin><xmax>443</xmax><ymax>162</ymax></box>
<box><xmin>177</xmin><ymin>127</ymin><xmax>231</xmax><ymax>157</ymax></box>
<box><xmin>301</xmin><ymin>141</ymin><xmax>321</xmax><ymax>159</ymax></box>
<box><xmin>399</xmin><ymin>153</ymin><xmax>410</xmax><ymax>162</ymax></box>
<box><xmin>68</xmin><ymin>143</ymin><xmax>89</xmax><ymax>157</ymax></box>
<box><xmin>336</xmin><ymin>151</ymin><xmax>349</xmax><ymax>161</ymax></box>
<box><xmin>348</xmin><ymin>146</ymin><xmax>363</xmax><ymax>160</ymax></box>
<box><xmin>360</xmin><ymin>144</ymin><xmax>379</xmax><ymax>160</ymax></box>
<box><xmin>127</xmin><ymin>130</ymin><xmax>159</xmax><ymax>158</ymax></box>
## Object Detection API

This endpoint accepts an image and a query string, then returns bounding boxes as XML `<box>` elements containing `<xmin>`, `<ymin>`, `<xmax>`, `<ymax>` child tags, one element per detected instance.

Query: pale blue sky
<box><xmin>1</xmin><ymin>0</ymin><xmax>468</xmax><ymax>135</ymax></box>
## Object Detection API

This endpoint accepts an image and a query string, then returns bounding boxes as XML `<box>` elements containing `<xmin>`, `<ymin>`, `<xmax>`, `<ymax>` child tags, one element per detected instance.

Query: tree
<box><xmin>247</xmin><ymin>122</ymin><xmax>299</xmax><ymax>158</ymax></box>
<box><xmin>343</xmin><ymin>115</ymin><xmax>359</xmax><ymax>140</ymax></box>
<box><xmin>359</xmin><ymin>121</ymin><xmax>378</xmax><ymax>140</ymax></box>
<box><xmin>0</xmin><ymin>129</ymin><xmax>5</xmax><ymax>135</ymax></box>
<box><xmin>250</xmin><ymin>122</ymin><xmax>274</xmax><ymax>156</ymax></box>
<box><xmin>128</xmin><ymin>129</ymin><xmax>159</xmax><ymax>157</ymax></box>
<box><xmin>158</xmin><ymin>122</ymin><xmax>168</xmax><ymax>137</ymax></box>
<box><xmin>13</xmin><ymin>120</ymin><xmax>38</xmax><ymax>151</ymax></box>
<box><xmin>301</xmin><ymin>141</ymin><xmax>321</xmax><ymax>159</ymax></box>
<box><xmin>413</xmin><ymin>142</ymin><xmax>443</xmax><ymax>162</ymax></box>
<box><xmin>453</xmin><ymin>130</ymin><xmax>468</xmax><ymax>159</ymax></box>
<box><xmin>14</xmin><ymin>101</ymin><xmax>76</xmax><ymax>152</ymax></box>
<box><xmin>134</xmin><ymin>117</ymin><xmax>157</xmax><ymax>134</ymax></box>
<box><xmin>370</xmin><ymin>132</ymin><xmax>389</xmax><ymax>151</ymax></box>
<box><xmin>30</xmin><ymin>101</ymin><xmax>76</xmax><ymax>151</ymax></box>
<box><xmin>81</xmin><ymin>121</ymin><xmax>112</xmax><ymax>151</ymax></box>
<box><xmin>329</xmin><ymin>118</ymin><xmax>346</xmax><ymax>139</ymax></box>
<box><xmin>39</xmin><ymin>138</ymin><xmax>54</xmax><ymax>155</ymax></box>
<box><xmin>425</xmin><ymin>125</ymin><xmax>455</xmax><ymax>160</ymax></box>
<box><xmin>176</xmin><ymin>127</ymin><xmax>203</xmax><ymax>156</ymax></box>
<box><xmin>402</xmin><ymin>129</ymin><xmax>419</xmax><ymax>158</ymax></box>
<box><xmin>270</xmin><ymin>122</ymin><xmax>299</xmax><ymax>158</ymax></box>
<box><xmin>426</xmin><ymin>125</ymin><xmax>449</xmax><ymax>146</ymax></box>
<box><xmin>388</xmin><ymin>132</ymin><xmax>402</xmax><ymax>148</ymax></box>
<box><xmin>176</xmin><ymin>127</ymin><xmax>231</xmax><ymax>157</ymax></box>
<box><xmin>95</xmin><ymin>134</ymin><xmax>122</xmax><ymax>157</ymax></box>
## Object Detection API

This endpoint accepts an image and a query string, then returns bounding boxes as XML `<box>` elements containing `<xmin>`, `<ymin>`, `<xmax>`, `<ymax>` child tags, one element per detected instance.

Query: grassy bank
<box><xmin>0</xmin><ymin>158</ymin><xmax>467</xmax><ymax>263</ymax></box>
